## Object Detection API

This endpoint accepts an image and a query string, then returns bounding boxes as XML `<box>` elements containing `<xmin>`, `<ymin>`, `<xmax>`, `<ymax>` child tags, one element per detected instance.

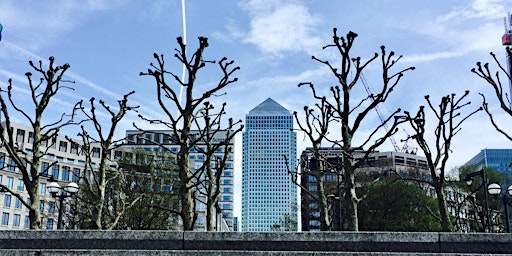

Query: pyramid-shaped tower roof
<box><xmin>249</xmin><ymin>98</ymin><xmax>290</xmax><ymax>114</ymax></box>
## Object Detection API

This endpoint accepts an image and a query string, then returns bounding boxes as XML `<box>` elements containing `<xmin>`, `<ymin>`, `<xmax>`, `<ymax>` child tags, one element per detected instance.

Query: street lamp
<box><xmin>464</xmin><ymin>169</ymin><xmax>491</xmax><ymax>232</ymax></box>
<box><xmin>47</xmin><ymin>180</ymin><xmax>79</xmax><ymax>230</ymax></box>
<box><xmin>487</xmin><ymin>183</ymin><xmax>512</xmax><ymax>233</ymax></box>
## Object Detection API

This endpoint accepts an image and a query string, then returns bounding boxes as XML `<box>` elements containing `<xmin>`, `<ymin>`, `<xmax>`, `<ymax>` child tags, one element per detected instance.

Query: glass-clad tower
<box><xmin>464</xmin><ymin>149</ymin><xmax>512</xmax><ymax>176</ymax></box>
<box><xmin>241</xmin><ymin>98</ymin><xmax>297</xmax><ymax>231</ymax></box>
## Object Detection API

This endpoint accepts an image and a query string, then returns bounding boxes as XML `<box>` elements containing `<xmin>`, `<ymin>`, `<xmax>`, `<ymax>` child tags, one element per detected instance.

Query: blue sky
<box><xmin>2</xmin><ymin>0</ymin><xmax>512</xmax><ymax>218</ymax></box>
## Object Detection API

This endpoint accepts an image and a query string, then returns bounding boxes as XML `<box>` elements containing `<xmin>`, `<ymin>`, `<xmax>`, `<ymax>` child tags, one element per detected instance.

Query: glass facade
<box><xmin>464</xmin><ymin>149</ymin><xmax>512</xmax><ymax>177</ymax></box>
<box><xmin>241</xmin><ymin>98</ymin><xmax>297</xmax><ymax>231</ymax></box>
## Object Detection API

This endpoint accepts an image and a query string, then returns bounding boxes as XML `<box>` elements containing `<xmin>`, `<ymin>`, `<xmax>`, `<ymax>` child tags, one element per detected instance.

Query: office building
<box><xmin>0</xmin><ymin>122</ymin><xmax>90</xmax><ymax>230</ymax></box>
<box><xmin>241</xmin><ymin>98</ymin><xmax>297</xmax><ymax>231</ymax></box>
<box><xmin>0</xmin><ymin>122</ymin><xmax>233</xmax><ymax>231</ymax></box>
<box><xmin>464</xmin><ymin>149</ymin><xmax>512</xmax><ymax>176</ymax></box>
<box><xmin>123</xmin><ymin>129</ymin><xmax>235</xmax><ymax>230</ymax></box>
<box><xmin>300</xmin><ymin>148</ymin><xmax>430</xmax><ymax>231</ymax></box>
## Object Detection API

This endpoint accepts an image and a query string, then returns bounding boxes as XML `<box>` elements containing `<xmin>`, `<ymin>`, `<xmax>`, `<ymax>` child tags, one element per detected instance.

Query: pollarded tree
<box><xmin>402</xmin><ymin>92</ymin><xmax>481</xmax><ymax>231</ymax></box>
<box><xmin>140</xmin><ymin>36</ymin><xmax>239</xmax><ymax>230</ymax></box>
<box><xmin>296</xmin><ymin>28</ymin><xmax>414</xmax><ymax>231</ymax></box>
<box><xmin>472</xmin><ymin>47</ymin><xmax>512</xmax><ymax>141</ymax></box>
<box><xmin>193</xmin><ymin>101</ymin><xmax>243</xmax><ymax>231</ymax></box>
<box><xmin>72</xmin><ymin>92</ymin><xmax>138</xmax><ymax>229</ymax></box>
<box><xmin>0</xmin><ymin>57</ymin><xmax>81</xmax><ymax>229</ymax></box>
<box><xmin>287</xmin><ymin>100</ymin><xmax>337</xmax><ymax>231</ymax></box>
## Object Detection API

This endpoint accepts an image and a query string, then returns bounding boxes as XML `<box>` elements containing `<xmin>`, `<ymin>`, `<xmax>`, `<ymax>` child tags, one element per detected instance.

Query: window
<box><xmin>2</xmin><ymin>212</ymin><xmax>9</xmax><ymax>226</ymax></box>
<box><xmin>28</xmin><ymin>132</ymin><xmax>34</xmax><ymax>144</ymax></box>
<box><xmin>46</xmin><ymin>218</ymin><xmax>54</xmax><ymax>230</ymax></box>
<box><xmin>92</xmin><ymin>147</ymin><xmax>100</xmax><ymax>158</ymax></box>
<box><xmin>51</xmin><ymin>165</ymin><xmax>59</xmax><ymax>180</ymax></box>
<box><xmin>48</xmin><ymin>202</ymin><xmax>55</xmax><ymax>214</ymax></box>
<box><xmin>59</xmin><ymin>141</ymin><xmax>67</xmax><ymax>152</ymax></box>
<box><xmin>14</xmin><ymin>198</ymin><xmax>22</xmax><ymax>209</ymax></box>
<box><xmin>39</xmin><ymin>183</ymin><xmax>46</xmax><ymax>196</ymax></box>
<box><xmin>127</xmin><ymin>134</ymin><xmax>135</xmax><ymax>144</ymax></box>
<box><xmin>13</xmin><ymin>214</ymin><xmax>20</xmax><ymax>227</ymax></box>
<box><xmin>154</xmin><ymin>133</ymin><xmax>161</xmax><ymax>143</ymax></box>
<box><xmin>16</xmin><ymin>129</ymin><xmax>25</xmax><ymax>143</ymax></box>
<box><xmin>17</xmin><ymin>179</ymin><xmax>24</xmax><ymax>191</ymax></box>
<box><xmin>40</xmin><ymin>162</ymin><xmax>49</xmax><ymax>176</ymax></box>
<box><xmin>162</xmin><ymin>134</ymin><xmax>171</xmax><ymax>144</ymax></box>
<box><xmin>3</xmin><ymin>194</ymin><xmax>11</xmax><ymax>207</ymax></box>
<box><xmin>7</xmin><ymin>159</ymin><xmax>15</xmax><ymax>171</ymax></box>
<box><xmin>24</xmin><ymin>216</ymin><xmax>29</xmax><ymax>228</ymax></box>
<box><xmin>39</xmin><ymin>200</ymin><xmax>44</xmax><ymax>212</ymax></box>
<box><xmin>62</xmin><ymin>166</ymin><xmax>70</xmax><ymax>181</ymax></box>
<box><xmin>6</xmin><ymin>177</ymin><xmax>13</xmax><ymax>189</ymax></box>
<box><xmin>50</xmin><ymin>137</ymin><xmax>57</xmax><ymax>149</ymax></box>
<box><xmin>70</xmin><ymin>142</ymin><xmax>79</xmax><ymax>154</ymax></box>
<box><xmin>72</xmin><ymin>168</ymin><xmax>80</xmax><ymax>183</ymax></box>
<box><xmin>0</xmin><ymin>152</ymin><xmax>5</xmax><ymax>168</ymax></box>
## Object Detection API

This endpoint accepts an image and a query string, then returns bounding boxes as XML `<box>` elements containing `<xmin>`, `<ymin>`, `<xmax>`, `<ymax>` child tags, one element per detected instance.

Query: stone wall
<box><xmin>1</xmin><ymin>231</ymin><xmax>511</xmax><ymax>255</ymax></box>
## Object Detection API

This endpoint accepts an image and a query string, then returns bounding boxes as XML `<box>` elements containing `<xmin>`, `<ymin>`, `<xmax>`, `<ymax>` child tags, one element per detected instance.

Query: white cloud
<box><xmin>399</xmin><ymin>0</ymin><xmax>510</xmax><ymax>64</ymax></box>
<box><xmin>238</xmin><ymin>0</ymin><xmax>323</xmax><ymax>56</ymax></box>
<box><xmin>442</xmin><ymin>0</ymin><xmax>508</xmax><ymax>22</ymax></box>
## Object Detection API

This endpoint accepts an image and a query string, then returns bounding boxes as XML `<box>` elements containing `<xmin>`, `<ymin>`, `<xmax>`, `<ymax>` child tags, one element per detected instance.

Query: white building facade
<box><xmin>0</xmin><ymin>122</ymin><xmax>95</xmax><ymax>230</ymax></box>
<box><xmin>241</xmin><ymin>98</ymin><xmax>298</xmax><ymax>231</ymax></box>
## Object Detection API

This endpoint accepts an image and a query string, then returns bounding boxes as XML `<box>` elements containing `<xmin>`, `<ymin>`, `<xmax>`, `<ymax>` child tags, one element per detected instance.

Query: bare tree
<box><xmin>72</xmin><ymin>92</ymin><xmax>138</xmax><ymax>229</ymax></box>
<box><xmin>296</xmin><ymin>28</ymin><xmax>414</xmax><ymax>231</ymax></box>
<box><xmin>193</xmin><ymin>102</ymin><xmax>243</xmax><ymax>231</ymax></box>
<box><xmin>139</xmin><ymin>36</ymin><xmax>239</xmax><ymax>230</ymax></box>
<box><xmin>0</xmin><ymin>57</ymin><xmax>80</xmax><ymax>229</ymax></box>
<box><xmin>287</xmin><ymin>100</ymin><xmax>336</xmax><ymax>231</ymax></box>
<box><xmin>472</xmin><ymin>48</ymin><xmax>512</xmax><ymax>140</ymax></box>
<box><xmin>402</xmin><ymin>91</ymin><xmax>481</xmax><ymax>231</ymax></box>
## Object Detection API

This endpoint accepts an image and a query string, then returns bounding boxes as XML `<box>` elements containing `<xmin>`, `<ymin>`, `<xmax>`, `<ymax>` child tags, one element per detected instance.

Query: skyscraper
<box><xmin>241</xmin><ymin>98</ymin><xmax>297</xmax><ymax>231</ymax></box>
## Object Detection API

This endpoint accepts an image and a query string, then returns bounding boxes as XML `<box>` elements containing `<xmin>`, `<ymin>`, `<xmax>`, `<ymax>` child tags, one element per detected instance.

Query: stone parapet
<box><xmin>0</xmin><ymin>231</ymin><xmax>511</xmax><ymax>254</ymax></box>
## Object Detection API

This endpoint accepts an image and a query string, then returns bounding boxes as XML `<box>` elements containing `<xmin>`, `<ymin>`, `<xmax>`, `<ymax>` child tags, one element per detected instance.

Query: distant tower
<box><xmin>502</xmin><ymin>12</ymin><xmax>512</xmax><ymax>107</ymax></box>
<box><xmin>241</xmin><ymin>98</ymin><xmax>298</xmax><ymax>231</ymax></box>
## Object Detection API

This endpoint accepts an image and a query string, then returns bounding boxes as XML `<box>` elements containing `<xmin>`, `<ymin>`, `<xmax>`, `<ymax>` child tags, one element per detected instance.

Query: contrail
<box><xmin>0</xmin><ymin>40</ymin><xmax>121</xmax><ymax>99</ymax></box>
<box><xmin>179</xmin><ymin>0</ymin><xmax>187</xmax><ymax>106</ymax></box>
<box><xmin>0</xmin><ymin>39</ymin><xmax>166</xmax><ymax>120</ymax></box>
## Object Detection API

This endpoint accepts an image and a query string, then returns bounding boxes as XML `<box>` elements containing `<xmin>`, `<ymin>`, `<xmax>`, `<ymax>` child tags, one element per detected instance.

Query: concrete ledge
<box><xmin>0</xmin><ymin>231</ymin><xmax>511</xmax><ymax>254</ymax></box>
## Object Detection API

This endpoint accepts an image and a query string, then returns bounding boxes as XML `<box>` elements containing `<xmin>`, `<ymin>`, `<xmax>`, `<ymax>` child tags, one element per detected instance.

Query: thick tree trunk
<box><xmin>317</xmin><ymin>176</ymin><xmax>331</xmax><ymax>231</ymax></box>
<box><xmin>435</xmin><ymin>184</ymin><xmax>452</xmax><ymax>232</ymax></box>
<box><xmin>344</xmin><ymin>168</ymin><xmax>359</xmax><ymax>231</ymax></box>
<box><xmin>206</xmin><ymin>195</ymin><xmax>215</xmax><ymax>231</ymax></box>
<box><xmin>28</xmin><ymin>189</ymin><xmax>41</xmax><ymax>229</ymax></box>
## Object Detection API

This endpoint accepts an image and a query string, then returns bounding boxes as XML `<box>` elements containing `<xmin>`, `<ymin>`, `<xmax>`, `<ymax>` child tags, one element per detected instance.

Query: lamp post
<box><xmin>464</xmin><ymin>169</ymin><xmax>491</xmax><ymax>232</ymax></box>
<box><xmin>47</xmin><ymin>180</ymin><xmax>79</xmax><ymax>230</ymax></box>
<box><xmin>487</xmin><ymin>183</ymin><xmax>512</xmax><ymax>233</ymax></box>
